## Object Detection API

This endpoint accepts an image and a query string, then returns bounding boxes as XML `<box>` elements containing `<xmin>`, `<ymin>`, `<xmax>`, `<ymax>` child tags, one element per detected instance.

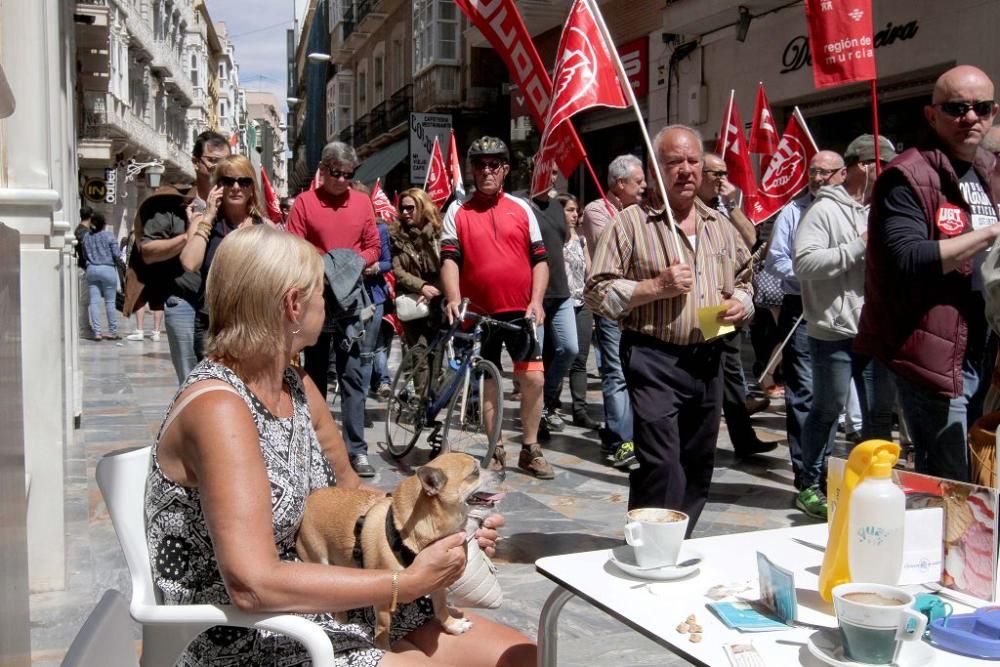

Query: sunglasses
<box><xmin>326</xmin><ymin>167</ymin><xmax>356</xmax><ymax>180</ymax></box>
<box><xmin>473</xmin><ymin>159</ymin><xmax>505</xmax><ymax>172</ymax></box>
<box><xmin>808</xmin><ymin>167</ymin><xmax>842</xmax><ymax>177</ymax></box>
<box><xmin>219</xmin><ymin>176</ymin><xmax>254</xmax><ymax>188</ymax></box>
<box><xmin>934</xmin><ymin>100</ymin><xmax>996</xmax><ymax>118</ymax></box>
<box><xmin>400</xmin><ymin>204</ymin><xmax>416</xmax><ymax>212</ymax></box>
<box><xmin>704</xmin><ymin>170</ymin><xmax>728</xmax><ymax>178</ymax></box>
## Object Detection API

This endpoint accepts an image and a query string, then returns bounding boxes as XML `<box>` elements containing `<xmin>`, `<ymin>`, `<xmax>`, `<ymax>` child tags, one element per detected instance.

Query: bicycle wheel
<box><xmin>441</xmin><ymin>359</ymin><xmax>504</xmax><ymax>468</ymax></box>
<box><xmin>384</xmin><ymin>344</ymin><xmax>430</xmax><ymax>459</ymax></box>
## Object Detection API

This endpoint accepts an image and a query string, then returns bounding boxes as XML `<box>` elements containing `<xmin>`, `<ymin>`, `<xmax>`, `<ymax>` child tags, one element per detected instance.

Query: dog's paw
<box><xmin>441</xmin><ymin>615</ymin><xmax>473</xmax><ymax>635</ymax></box>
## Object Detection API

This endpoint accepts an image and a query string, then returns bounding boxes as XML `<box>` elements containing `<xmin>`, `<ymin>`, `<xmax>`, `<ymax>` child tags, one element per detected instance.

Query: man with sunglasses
<box><xmin>765</xmin><ymin>149</ymin><xmax>845</xmax><ymax>495</ymax></box>
<box><xmin>441</xmin><ymin>136</ymin><xmax>554</xmax><ymax>479</ymax></box>
<box><xmin>287</xmin><ymin>141</ymin><xmax>382</xmax><ymax>477</ymax></box>
<box><xmin>857</xmin><ymin>65</ymin><xmax>1000</xmax><ymax>483</ymax></box>
<box><xmin>140</xmin><ymin>130</ymin><xmax>230</xmax><ymax>383</ymax></box>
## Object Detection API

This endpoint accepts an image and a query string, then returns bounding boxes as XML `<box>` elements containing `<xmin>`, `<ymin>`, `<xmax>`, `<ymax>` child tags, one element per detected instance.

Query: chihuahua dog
<box><xmin>296</xmin><ymin>452</ymin><xmax>483</xmax><ymax>649</ymax></box>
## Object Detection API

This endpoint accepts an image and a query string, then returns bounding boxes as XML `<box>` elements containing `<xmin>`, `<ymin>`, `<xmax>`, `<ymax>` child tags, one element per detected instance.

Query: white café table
<box><xmin>535</xmin><ymin>522</ymin><xmax>991</xmax><ymax>666</ymax></box>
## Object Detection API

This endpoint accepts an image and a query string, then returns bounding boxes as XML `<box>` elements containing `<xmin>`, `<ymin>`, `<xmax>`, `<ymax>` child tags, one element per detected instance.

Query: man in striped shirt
<box><xmin>585</xmin><ymin>125</ymin><xmax>754</xmax><ymax>533</ymax></box>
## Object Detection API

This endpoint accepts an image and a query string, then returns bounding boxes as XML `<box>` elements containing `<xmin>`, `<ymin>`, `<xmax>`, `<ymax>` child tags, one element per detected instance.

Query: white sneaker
<box><xmin>150</xmin><ymin>330</ymin><xmax>161</xmax><ymax>342</ymax></box>
<box><xmin>126</xmin><ymin>330</ymin><xmax>144</xmax><ymax>341</ymax></box>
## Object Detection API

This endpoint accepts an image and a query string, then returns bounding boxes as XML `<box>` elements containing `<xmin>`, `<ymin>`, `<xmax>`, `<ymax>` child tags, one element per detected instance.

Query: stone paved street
<box><xmin>31</xmin><ymin>332</ymin><xmax>815</xmax><ymax>666</ymax></box>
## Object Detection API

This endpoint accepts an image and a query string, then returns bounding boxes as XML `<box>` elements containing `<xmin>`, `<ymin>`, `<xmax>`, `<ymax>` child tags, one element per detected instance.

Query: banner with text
<box><xmin>748</xmin><ymin>108</ymin><xmax>818</xmax><ymax>224</ymax></box>
<box><xmin>804</xmin><ymin>0</ymin><xmax>876</xmax><ymax>89</ymax></box>
<box><xmin>409</xmin><ymin>112</ymin><xmax>452</xmax><ymax>184</ymax></box>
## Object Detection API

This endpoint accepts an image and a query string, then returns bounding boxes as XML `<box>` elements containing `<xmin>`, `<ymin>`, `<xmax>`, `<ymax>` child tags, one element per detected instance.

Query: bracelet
<box><xmin>390</xmin><ymin>571</ymin><xmax>400</xmax><ymax>612</ymax></box>
<box><xmin>196</xmin><ymin>231</ymin><xmax>210</xmax><ymax>243</ymax></box>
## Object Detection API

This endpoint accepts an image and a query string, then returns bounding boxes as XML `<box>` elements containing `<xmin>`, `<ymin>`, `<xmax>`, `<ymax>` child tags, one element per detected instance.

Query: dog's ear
<box><xmin>416</xmin><ymin>466</ymin><xmax>447</xmax><ymax>496</ymax></box>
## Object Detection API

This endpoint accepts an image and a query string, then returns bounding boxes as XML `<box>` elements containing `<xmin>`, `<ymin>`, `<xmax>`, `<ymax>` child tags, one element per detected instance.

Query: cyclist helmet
<box><xmin>467</xmin><ymin>136</ymin><xmax>509</xmax><ymax>162</ymax></box>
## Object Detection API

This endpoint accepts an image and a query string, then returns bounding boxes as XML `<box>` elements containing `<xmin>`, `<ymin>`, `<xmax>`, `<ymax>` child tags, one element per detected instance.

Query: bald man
<box><xmin>856</xmin><ymin>65</ymin><xmax>1000</xmax><ymax>482</ymax></box>
<box><xmin>586</xmin><ymin>125</ymin><xmax>754</xmax><ymax>533</ymax></box>
<box><xmin>765</xmin><ymin>149</ymin><xmax>845</xmax><ymax>496</ymax></box>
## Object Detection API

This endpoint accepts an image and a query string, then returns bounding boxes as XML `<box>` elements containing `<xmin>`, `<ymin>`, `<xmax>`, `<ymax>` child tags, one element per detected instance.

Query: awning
<box><xmin>354</xmin><ymin>139</ymin><xmax>408</xmax><ymax>185</ymax></box>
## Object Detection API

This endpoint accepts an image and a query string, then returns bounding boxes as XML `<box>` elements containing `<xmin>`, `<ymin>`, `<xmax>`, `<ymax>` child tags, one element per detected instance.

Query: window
<box><xmin>190</xmin><ymin>53</ymin><xmax>198</xmax><ymax>87</ymax></box>
<box><xmin>336</xmin><ymin>71</ymin><xmax>353</xmax><ymax>135</ymax></box>
<box><xmin>413</xmin><ymin>0</ymin><xmax>461</xmax><ymax>73</ymax></box>
<box><xmin>373</xmin><ymin>43</ymin><xmax>385</xmax><ymax>105</ymax></box>
<box><xmin>357</xmin><ymin>60</ymin><xmax>368</xmax><ymax>113</ymax></box>
<box><xmin>219</xmin><ymin>63</ymin><xmax>225</xmax><ymax>78</ymax></box>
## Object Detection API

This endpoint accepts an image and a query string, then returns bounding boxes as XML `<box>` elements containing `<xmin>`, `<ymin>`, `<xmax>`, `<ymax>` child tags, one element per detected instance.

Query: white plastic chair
<box><xmin>62</xmin><ymin>589</ymin><xmax>139</xmax><ymax>667</ymax></box>
<box><xmin>96</xmin><ymin>445</ymin><xmax>335</xmax><ymax>667</ymax></box>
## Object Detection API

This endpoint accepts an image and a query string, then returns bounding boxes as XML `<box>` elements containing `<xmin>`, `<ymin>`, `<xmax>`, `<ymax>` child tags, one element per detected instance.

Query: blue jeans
<box><xmin>86</xmin><ymin>264</ymin><xmax>118</xmax><ymax>337</ymax></box>
<box><xmin>595</xmin><ymin>315</ymin><xmax>633</xmax><ymax>444</ymax></box>
<box><xmin>894</xmin><ymin>360</ymin><xmax>980</xmax><ymax>482</ymax></box>
<box><xmin>799</xmin><ymin>337</ymin><xmax>896</xmax><ymax>489</ymax></box>
<box><xmin>543</xmin><ymin>298</ymin><xmax>579</xmax><ymax>409</ymax></box>
<box><xmin>164</xmin><ymin>296</ymin><xmax>197</xmax><ymax>384</ymax></box>
<box><xmin>778</xmin><ymin>295</ymin><xmax>812</xmax><ymax>489</ymax></box>
<box><xmin>369</xmin><ymin>318</ymin><xmax>393</xmax><ymax>391</ymax></box>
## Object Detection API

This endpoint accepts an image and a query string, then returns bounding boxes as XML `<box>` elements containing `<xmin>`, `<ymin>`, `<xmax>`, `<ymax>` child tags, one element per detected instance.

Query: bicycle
<box><xmin>383</xmin><ymin>299</ymin><xmax>527</xmax><ymax>468</ymax></box>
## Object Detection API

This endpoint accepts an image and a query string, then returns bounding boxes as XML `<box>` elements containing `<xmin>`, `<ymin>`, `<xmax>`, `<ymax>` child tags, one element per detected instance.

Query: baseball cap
<box><xmin>844</xmin><ymin>134</ymin><xmax>897</xmax><ymax>164</ymax></box>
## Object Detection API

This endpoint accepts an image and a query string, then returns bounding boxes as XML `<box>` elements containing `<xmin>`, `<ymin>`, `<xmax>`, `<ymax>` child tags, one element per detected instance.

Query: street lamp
<box><xmin>125</xmin><ymin>158</ymin><xmax>166</xmax><ymax>188</ymax></box>
<box><xmin>286</xmin><ymin>97</ymin><xmax>301</xmax><ymax>105</ymax></box>
<box><xmin>306</xmin><ymin>52</ymin><xmax>332</xmax><ymax>64</ymax></box>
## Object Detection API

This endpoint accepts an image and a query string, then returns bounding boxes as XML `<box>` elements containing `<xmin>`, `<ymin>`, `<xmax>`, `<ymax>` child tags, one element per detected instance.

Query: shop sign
<box><xmin>104</xmin><ymin>167</ymin><xmax>117</xmax><ymax>204</ymax></box>
<box><xmin>619</xmin><ymin>37</ymin><xmax>648</xmax><ymax>98</ymax></box>
<box><xmin>781</xmin><ymin>19</ymin><xmax>919</xmax><ymax>74</ymax></box>
<box><xmin>409</xmin><ymin>113</ymin><xmax>452</xmax><ymax>184</ymax></box>
<box><xmin>83</xmin><ymin>178</ymin><xmax>107</xmax><ymax>203</ymax></box>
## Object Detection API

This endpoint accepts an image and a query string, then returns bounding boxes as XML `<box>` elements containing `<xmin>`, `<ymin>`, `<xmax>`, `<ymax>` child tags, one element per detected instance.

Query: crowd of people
<box><xmin>72</xmin><ymin>62</ymin><xmax>1000</xmax><ymax>665</ymax></box>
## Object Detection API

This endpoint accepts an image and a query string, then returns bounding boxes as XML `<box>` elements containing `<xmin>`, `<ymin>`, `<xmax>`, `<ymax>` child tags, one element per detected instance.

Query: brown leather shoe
<box><xmin>518</xmin><ymin>444</ymin><xmax>554</xmax><ymax>479</ymax></box>
<box><xmin>487</xmin><ymin>444</ymin><xmax>506</xmax><ymax>473</ymax></box>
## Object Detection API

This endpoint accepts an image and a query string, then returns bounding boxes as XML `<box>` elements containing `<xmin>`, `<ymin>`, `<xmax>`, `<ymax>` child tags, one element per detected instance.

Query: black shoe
<box><xmin>845</xmin><ymin>430</ymin><xmax>863</xmax><ymax>445</ymax></box>
<box><xmin>573</xmin><ymin>415</ymin><xmax>601</xmax><ymax>430</ymax></box>
<box><xmin>351</xmin><ymin>454</ymin><xmax>375</xmax><ymax>477</ymax></box>
<box><xmin>734</xmin><ymin>439</ymin><xmax>778</xmax><ymax>459</ymax></box>
<box><xmin>745</xmin><ymin>396</ymin><xmax>771</xmax><ymax>416</ymax></box>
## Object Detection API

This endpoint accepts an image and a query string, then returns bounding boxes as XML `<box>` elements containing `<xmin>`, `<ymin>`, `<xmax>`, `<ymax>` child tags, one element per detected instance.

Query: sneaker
<box><xmin>351</xmin><ymin>454</ymin><xmax>375</xmax><ymax>478</ymax></box>
<box><xmin>765</xmin><ymin>384</ymin><xmax>785</xmax><ymax>399</ymax></box>
<box><xmin>518</xmin><ymin>444</ymin><xmax>554</xmax><ymax>479</ymax></box>
<box><xmin>572</xmin><ymin>415</ymin><xmax>601</xmax><ymax>430</ymax></box>
<box><xmin>377</xmin><ymin>382</ymin><xmax>392</xmax><ymax>400</ymax></box>
<box><xmin>795</xmin><ymin>485</ymin><xmax>828</xmax><ymax>520</ymax></box>
<box><xmin>488</xmin><ymin>445</ymin><xmax>507</xmax><ymax>474</ymax></box>
<box><xmin>541</xmin><ymin>410</ymin><xmax>566</xmax><ymax>432</ymax></box>
<box><xmin>151</xmin><ymin>330</ymin><xmax>161</xmax><ymax>342</ymax></box>
<box><xmin>611</xmin><ymin>441</ymin><xmax>638</xmax><ymax>469</ymax></box>
<box><xmin>126</xmin><ymin>330</ymin><xmax>144</xmax><ymax>341</ymax></box>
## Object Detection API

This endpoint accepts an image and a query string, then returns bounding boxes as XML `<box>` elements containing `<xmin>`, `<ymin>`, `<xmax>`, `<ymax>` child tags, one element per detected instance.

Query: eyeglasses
<box><xmin>400</xmin><ymin>204</ymin><xmax>416</xmax><ymax>212</ymax></box>
<box><xmin>934</xmin><ymin>100</ymin><xmax>996</xmax><ymax>118</ymax></box>
<box><xmin>808</xmin><ymin>167</ymin><xmax>842</xmax><ymax>177</ymax></box>
<box><xmin>472</xmin><ymin>159</ymin><xmax>505</xmax><ymax>172</ymax></box>
<box><xmin>218</xmin><ymin>176</ymin><xmax>254</xmax><ymax>188</ymax></box>
<box><xmin>704</xmin><ymin>170</ymin><xmax>728</xmax><ymax>178</ymax></box>
<box><xmin>326</xmin><ymin>167</ymin><xmax>356</xmax><ymax>180</ymax></box>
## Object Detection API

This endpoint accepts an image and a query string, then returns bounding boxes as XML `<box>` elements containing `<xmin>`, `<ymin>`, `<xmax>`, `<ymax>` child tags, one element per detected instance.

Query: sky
<box><xmin>204</xmin><ymin>0</ymin><xmax>310</xmax><ymax>114</ymax></box>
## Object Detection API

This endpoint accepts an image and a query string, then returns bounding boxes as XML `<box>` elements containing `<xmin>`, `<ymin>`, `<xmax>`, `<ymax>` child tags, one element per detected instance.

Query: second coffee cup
<box><xmin>623</xmin><ymin>508</ymin><xmax>689</xmax><ymax>569</ymax></box>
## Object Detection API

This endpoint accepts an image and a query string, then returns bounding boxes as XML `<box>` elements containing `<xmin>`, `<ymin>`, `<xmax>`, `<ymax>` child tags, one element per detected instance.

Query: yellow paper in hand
<box><xmin>697</xmin><ymin>305</ymin><xmax>735</xmax><ymax>341</ymax></box>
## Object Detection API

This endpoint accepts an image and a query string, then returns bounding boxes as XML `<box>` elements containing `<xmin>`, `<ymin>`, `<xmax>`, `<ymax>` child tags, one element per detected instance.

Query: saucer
<box><xmin>807</xmin><ymin>629</ymin><xmax>934</xmax><ymax>667</ymax></box>
<box><xmin>607</xmin><ymin>545</ymin><xmax>701</xmax><ymax>581</ymax></box>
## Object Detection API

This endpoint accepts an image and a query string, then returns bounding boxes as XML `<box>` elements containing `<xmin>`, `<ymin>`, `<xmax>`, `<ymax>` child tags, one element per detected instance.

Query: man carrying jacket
<box><xmin>856</xmin><ymin>65</ymin><xmax>1000</xmax><ymax>482</ymax></box>
<box><xmin>792</xmin><ymin>134</ymin><xmax>897</xmax><ymax>519</ymax></box>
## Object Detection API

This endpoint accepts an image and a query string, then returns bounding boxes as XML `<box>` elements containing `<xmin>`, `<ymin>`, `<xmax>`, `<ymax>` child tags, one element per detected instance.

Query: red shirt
<box><xmin>286</xmin><ymin>187</ymin><xmax>380</xmax><ymax>266</ymax></box>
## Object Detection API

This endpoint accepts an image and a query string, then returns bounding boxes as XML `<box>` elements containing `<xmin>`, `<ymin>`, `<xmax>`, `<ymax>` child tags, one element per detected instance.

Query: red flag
<box><xmin>370</xmin><ymin>178</ymin><xmax>398</xmax><ymax>222</ymax></box>
<box><xmin>714</xmin><ymin>91</ymin><xmax>758</xmax><ymax>214</ymax></box>
<box><xmin>423</xmin><ymin>136</ymin><xmax>450</xmax><ymax>209</ymax></box>
<box><xmin>454</xmin><ymin>0</ymin><xmax>587</xmax><ymax>179</ymax></box>
<box><xmin>747</xmin><ymin>108</ymin><xmax>818</xmax><ymax>224</ymax></box>
<box><xmin>446</xmin><ymin>130</ymin><xmax>465</xmax><ymax>198</ymax></box>
<box><xmin>749</xmin><ymin>83</ymin><xmax>779</xmax><ymax>157</ymax></box>
<box><xmin>804</xmin><ymin>0</ymin><xmax>876</xmax><ymax>89</ymax></box>
<box><xmin>260</xmin><ymin>168</ymin><xmax>283</xmax><ymax>224</ymax></box>
<box><xmin>311</xmin><ymin>167</ymin><xmax>323</xmax><ymax>191</ymax></box>
<box><xmin>530</xmin><ymin>0</ymin><xmax>628</xmax><ymax>197</ymax></box>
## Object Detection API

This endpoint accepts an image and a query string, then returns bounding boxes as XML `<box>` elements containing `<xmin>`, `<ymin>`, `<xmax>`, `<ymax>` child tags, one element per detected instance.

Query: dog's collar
<box><xmin>350</xmin><ymin>498</ymin><xmax>417</xmax><ymax>568</ymax></box>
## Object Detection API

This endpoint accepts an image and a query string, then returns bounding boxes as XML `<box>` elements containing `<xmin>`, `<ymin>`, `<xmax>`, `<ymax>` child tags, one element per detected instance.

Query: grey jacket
<box><xmin>321</xmin><ymin>248</ymin><xmax>374</xmax><ymax>347</ymax></box>
<box><xmin>792</xmin><ymin>185</ymin><xmax>868</xmax><ymax>341</ymax></box>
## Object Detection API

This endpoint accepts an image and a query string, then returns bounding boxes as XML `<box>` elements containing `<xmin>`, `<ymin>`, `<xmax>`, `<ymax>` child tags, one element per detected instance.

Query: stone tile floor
<box><xmin>30</xmin><ymin>333</ymin><xmax>819</xmax><ymax>666</ymax></box>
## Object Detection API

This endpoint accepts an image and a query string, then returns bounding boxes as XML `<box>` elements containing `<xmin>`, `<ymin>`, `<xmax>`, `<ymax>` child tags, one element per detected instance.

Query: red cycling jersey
<box><xmin>441</xmin><ymin>191</ymin><xmax>547</xmax><ymax>314</ymax></box>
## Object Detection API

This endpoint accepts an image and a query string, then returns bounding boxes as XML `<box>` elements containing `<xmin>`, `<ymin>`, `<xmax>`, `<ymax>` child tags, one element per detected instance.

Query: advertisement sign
<box><xmin>803</xmin><ymin>0</ymin><xmax>877</xmax><ymax>88</ymax></box>
<box><xmin>619</xmin><ymin>37</ymin><xmax>648</xmax><ymax>98</ymax></box>
<box><xmin>104</xmin><ymin>167</ymin><xmax>117</xmax><ymax>204</ymax></box>
<box><xmin>409</xmin><ymin>112</ymin><xmax>451</xmax><ymax>184</ymax></box>
<box><xmin>83</xmin><ymin>178</ymin><xmax>107</xmax><ymax>203</ymax></box>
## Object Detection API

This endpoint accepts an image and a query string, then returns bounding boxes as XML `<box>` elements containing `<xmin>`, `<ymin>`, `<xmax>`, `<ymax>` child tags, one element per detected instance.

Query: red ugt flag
<box><xmin>454</xmin><ymin>0</ymin><xmax>587</xmax><ymax>179</ymax></box>
<box><xmin>749</xmin><ymin>83</ymin><xmax>779</xmax><ymax>156</ymax></box>
<box><xmin>260</xmin><ymin>168</ymin><xmax>283</xmax><ymax>224</ymax></box>
<box><xmin>423</xmin><ymin>136</ymin><xmax>450</xmax><ymax>209</ymax></box>
<box><xmin>446</xmin><ymin>130</ymin><xmax>465</xmax><ymax>199</ymax></box>
<box><xmin>804</xmin><ymin>0</ymin><xmax>876</xmax><ymax>89</ymax></box>
<box><xmin>747</xmin><ymin>108</ymin><xmax>818</xmax><ymax>224</ymax></box>
<box><xmin>714</xmin><ymin>91</ymin><xmax>758</xmax><ymax>214</ymax></box>
<box><xmin>530</xmin><ymin>0</ymin><xmax>628</xmax><ymax>197</ymax></box>
<box><xmin>370</xmin><ymin>178</ymin><xmax>397</xmax><ymax>222</ymax></box>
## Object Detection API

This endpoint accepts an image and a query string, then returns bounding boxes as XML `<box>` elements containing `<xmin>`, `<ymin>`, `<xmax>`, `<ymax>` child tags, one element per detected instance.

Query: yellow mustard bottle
<box><xmin>817</xmin><ymin>440</ymin><xmax>901</xmax><ymax>602</ymax></box>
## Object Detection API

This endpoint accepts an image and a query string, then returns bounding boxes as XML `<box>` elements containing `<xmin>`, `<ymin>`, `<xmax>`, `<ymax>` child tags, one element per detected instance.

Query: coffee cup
<box><xmin>623</xmin><ymin>508</ymin><xmax>688</xmax><ymax>569</ymax></box>
<box><xmin>831</xmin><ymin>583</ymin><xmax>927</xmax><ymax>664</ymax></box>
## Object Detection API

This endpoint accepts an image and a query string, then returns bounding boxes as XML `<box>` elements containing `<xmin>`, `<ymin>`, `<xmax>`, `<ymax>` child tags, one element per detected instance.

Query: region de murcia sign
<box><xmin>781</xmin><ymin>19</ymin><xmax>919</xmax><ymax>74</ymax></box>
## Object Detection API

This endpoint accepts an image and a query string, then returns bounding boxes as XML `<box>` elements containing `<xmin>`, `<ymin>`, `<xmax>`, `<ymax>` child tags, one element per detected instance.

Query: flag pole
<box><xmin>584</xmin><ymin>0</ymin><xmax>682</xmax><ymax>258</ymax></box>
<box><xmin>870</xmin><ymin>80</ymin><xmax>882</xmax><ymax>176</ymax></box>
<box><xmin>793</xmin><ymin>107</ymin><xmax>819</xmax><ymax>152</ymax></box>
<box><xmin>720</xmin><ymin>89</ymin><xmax>735</xmax><ymax>158</ymax></box>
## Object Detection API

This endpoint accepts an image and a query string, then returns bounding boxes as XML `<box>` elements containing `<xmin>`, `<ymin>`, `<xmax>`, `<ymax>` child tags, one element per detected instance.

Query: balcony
<box><xmin>414</xmin><ymin>66</ymin><xmax>460</xmax><ymax>111</ymax></box>
<box><xmin>352</xmin><ymin>114</ymin><xmax>370</xmax><ymax>146</ymax></box>
<box><xmin>341</xmin><ymin>6</ymin><xmax>371</xmax><ymax>52</ymax></box>
<box><xmin>339</xmin><ymin>124</ymin><xmax>353</xmax><ymax>144</ymax></box>
<box><xmin>368</xmin><ymin>101</ymin><xmax>388</xmax><ymax>137</ymax></box>
<box><xmin>387</xmin><ymin>84</ymin><xmax>412</xmax><ymax>129</ymax></box>
<box><xmin>355</xmin><ymin>0</ymin><xmax>388</xmax><ymax>35</ymax></box>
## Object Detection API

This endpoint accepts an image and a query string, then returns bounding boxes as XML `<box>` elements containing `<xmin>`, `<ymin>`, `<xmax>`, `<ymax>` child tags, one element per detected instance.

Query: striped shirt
<box><xmin>585</xmin><ymin>199</ymin><xmax>754</xmax><ymax>345</ymax></box>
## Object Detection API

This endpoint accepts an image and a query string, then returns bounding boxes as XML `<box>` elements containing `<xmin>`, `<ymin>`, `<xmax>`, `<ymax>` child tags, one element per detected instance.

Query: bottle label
<box><xmin>855</xmin><ymin>525</ymin><xmax>895</xmax><ymax>546</ymax></box>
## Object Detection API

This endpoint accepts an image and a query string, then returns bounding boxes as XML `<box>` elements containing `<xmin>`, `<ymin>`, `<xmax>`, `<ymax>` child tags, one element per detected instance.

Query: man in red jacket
<box><xmin>856</xmin><ymin>65</ymin><xmax>1000</xmax><ymax>481</ymax></box>
<box><xmin>441</xmin><ymin>136</ymin><xmax>553</xmax><ymax>479</ymax></box>
<box><xmin>287</xmin><ymin>141</ymin><xmax>381</xmax><ymax>477</ymax></box>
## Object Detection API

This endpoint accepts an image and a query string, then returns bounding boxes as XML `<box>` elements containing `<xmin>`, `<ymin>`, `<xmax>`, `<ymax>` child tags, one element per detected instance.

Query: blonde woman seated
<box><xmin>145</xmin><ymin>225</ymin><xmax>534</xmax><ymax>666</ymax></box>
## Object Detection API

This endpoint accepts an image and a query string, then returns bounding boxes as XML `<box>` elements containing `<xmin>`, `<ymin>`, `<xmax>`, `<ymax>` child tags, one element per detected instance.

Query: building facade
<box><xmin>247</xmin><ymin>91</ymin><xmax>289</xmax><ymax>197</ymax></box>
